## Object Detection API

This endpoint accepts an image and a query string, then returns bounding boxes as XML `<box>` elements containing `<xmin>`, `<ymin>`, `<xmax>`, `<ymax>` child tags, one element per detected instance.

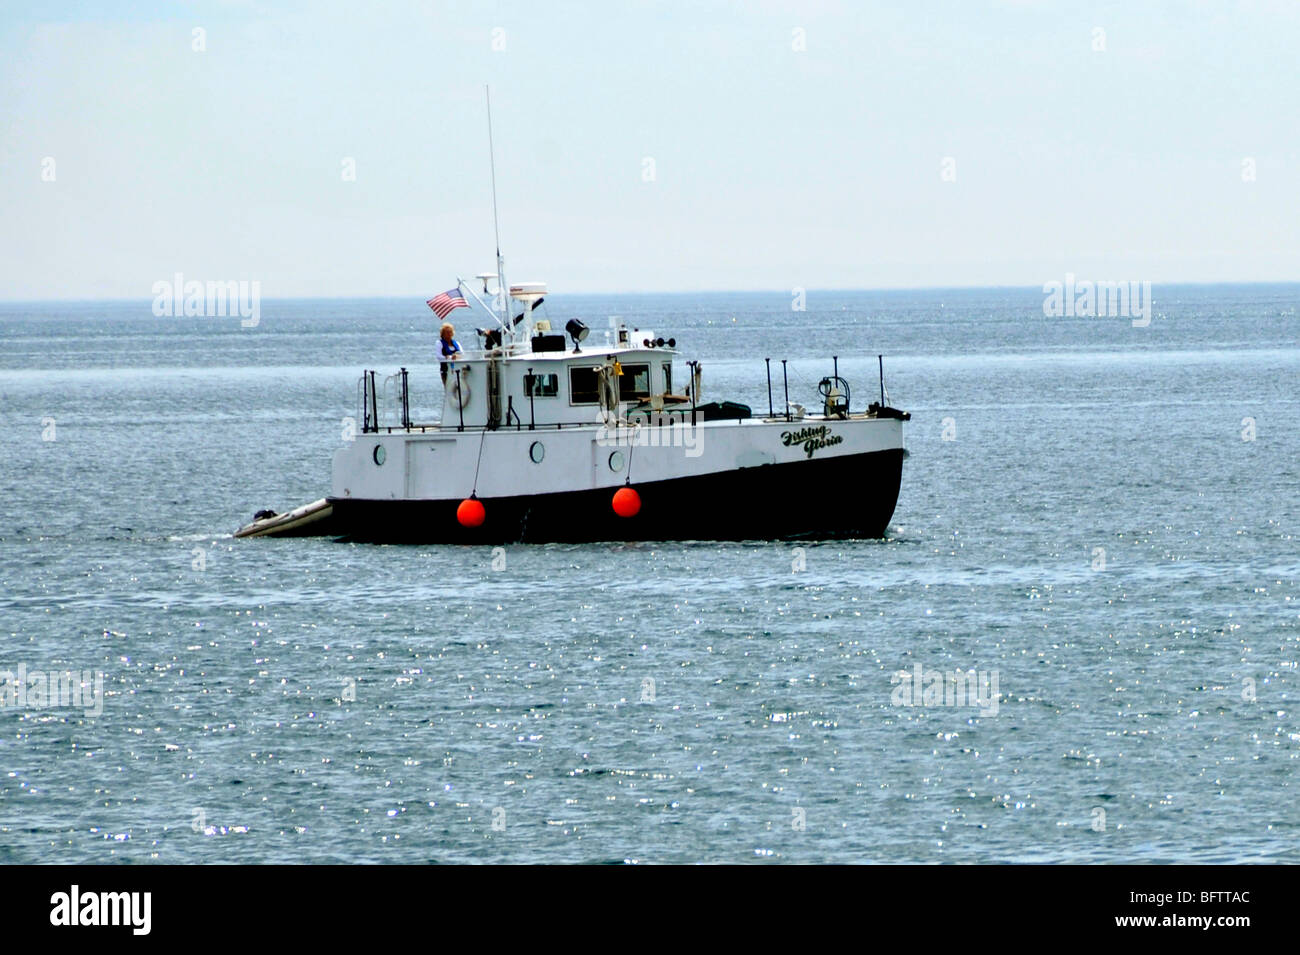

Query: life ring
<box><xmin>448</xmin><ymin>368</ymin><xmax>471</xmax><ymax>409</ymax></box>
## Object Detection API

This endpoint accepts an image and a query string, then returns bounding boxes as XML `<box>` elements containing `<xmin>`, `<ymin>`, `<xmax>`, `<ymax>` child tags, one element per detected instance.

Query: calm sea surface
<box><xmin>1</xmin><ymin>286</ymin><xmax>1297</xmax><ymax>863</ymax></box>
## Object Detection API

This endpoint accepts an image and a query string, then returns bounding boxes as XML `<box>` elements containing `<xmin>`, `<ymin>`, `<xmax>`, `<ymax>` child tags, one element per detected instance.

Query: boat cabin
<box><xmin>439</xmin><ymin>333</ymin><xmax>685</xmax><ymax>430</ymax></box>
<box><xmin>358</xmin><ymin>278</ymin><xmax>708</xmax><ymax>434</ymax></box>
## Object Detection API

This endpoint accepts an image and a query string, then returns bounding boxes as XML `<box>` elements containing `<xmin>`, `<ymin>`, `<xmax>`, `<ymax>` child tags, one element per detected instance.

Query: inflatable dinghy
<box><xmin>234</xmin><ymin>498</ymin><xmax>335</xmax><ymax>538</ymax></box>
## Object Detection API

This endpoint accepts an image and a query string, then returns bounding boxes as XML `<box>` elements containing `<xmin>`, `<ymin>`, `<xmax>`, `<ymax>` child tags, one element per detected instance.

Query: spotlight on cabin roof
<box><xmin>565</xmin><ymin>318</ymin><xmax>589</xmax><ymax>352</ymax></box>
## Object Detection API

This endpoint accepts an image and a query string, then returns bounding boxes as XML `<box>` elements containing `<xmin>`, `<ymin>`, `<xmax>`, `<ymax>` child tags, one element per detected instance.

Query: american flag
<box><xmin>427</xmin><ymin>287</ymin><xmax>468</xmax><ymax>320</ymax></box>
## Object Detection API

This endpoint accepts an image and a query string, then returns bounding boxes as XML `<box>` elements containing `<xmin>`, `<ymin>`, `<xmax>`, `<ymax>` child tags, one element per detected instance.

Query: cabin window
<box><xmin>525</xmin><ymin>372</ymin><xmax>559</xmax><ymax>398</ymax></box>
<box><xmin>569</xmin><ymin>366</ymin><xmax>600</xmax><ymax>404</ymax></box>
<box><xmin>621</xmin><ymin>363</ymin><xmax>651</xmax><ymax>400</ymax></box>
<box><xmin>662</xmin><ymin>363</ymin><xmax>672</xmax><ymax>394</ymax></box>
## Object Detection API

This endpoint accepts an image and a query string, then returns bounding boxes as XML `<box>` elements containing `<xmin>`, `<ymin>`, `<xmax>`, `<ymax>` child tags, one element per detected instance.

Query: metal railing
<box><xmin>359</xmin><ymin>367</ymin><xmax>411</xmax><ymax>434</ymax></box>
<box><xmin>357</xmin><ymin>355</ymin><xmax>899</xmax><ymax>436</ymax></box>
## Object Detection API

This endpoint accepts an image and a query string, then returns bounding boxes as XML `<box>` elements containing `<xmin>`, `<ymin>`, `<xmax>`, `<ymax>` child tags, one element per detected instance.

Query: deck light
<box><xmin>565</xmin><ymin>319</ymin><xmax>589</xmax><ymax>352</ymax></box>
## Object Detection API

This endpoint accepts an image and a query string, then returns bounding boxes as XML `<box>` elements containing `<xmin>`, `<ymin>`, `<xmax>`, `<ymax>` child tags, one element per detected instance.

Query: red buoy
<box><xmin>456</xmin><ymin>497</ymin><xmax>486</xmax><ymax>528</ymax></box>
<box><xmin>612</xmin><ymin>486</ymin><xmax>641</xmax><ymax>518</ymax></box>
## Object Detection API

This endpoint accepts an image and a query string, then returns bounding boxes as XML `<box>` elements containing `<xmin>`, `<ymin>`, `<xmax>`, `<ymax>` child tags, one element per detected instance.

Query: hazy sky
<box><xmin>2</xmin><ymin>1</ymin><xmax>1297</xmax><ymax>298</ymax></box>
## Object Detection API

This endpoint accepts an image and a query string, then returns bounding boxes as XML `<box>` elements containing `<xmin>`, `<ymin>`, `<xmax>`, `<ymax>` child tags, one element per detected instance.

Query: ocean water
<box><xmin>1</xmin><ymin>285</ymin><xmax>1297</xmax><ymax>864</ymax></box>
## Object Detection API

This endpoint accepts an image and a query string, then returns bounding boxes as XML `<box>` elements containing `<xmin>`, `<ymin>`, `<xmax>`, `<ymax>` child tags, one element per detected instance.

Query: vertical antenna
<box><xmin>485</xmin><ymin>85</ymin><xmax>502</xmax><ymax>258</ymax></box>
<box><xmin>485</xmin><ymin>85</ymin><xmax>507</xmax><ymax>335</ymax></box>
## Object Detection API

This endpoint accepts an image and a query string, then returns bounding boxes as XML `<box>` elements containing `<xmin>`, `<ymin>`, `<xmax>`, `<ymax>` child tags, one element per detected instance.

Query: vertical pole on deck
<box><xmin>765</xmin><ymin>358</ymin><xmax>773</xmax><ymax>418</ymax></box>
<box><xmin>688</xmin><ymin>360</ymin><xmax>698</xmax><ymax>426</ymax></box>
<box><xmin>369</xmin><ymin>370</ymin><xmax>378</xmax><ymax>433</ymax></box>
<box><xmin>526</xmin><ymin>367</ymin><xmax>535</xmax><ymax>431</ymax></box>
<box><xmin>456</xmin><ymin>369</ymin><xmax>465</xmax><ymax>432</ymax></box>
<box><xmin>400</xmin><ymin>367</ymin><xmax>410</xmax><ymax>430</ymax></box>
<box><xmin>781</xmin><ymin>360</ymin><xmax>790</xmax><ymax>422</ymax></box>
<box><xmin>878</xmin><ymin>355</ymin><xmax>885</xmax><ymax>406</ymax></box>
<box><xmin>361</xmin><ymin>372</ymin><xmax>370</xmax><ymax>433</ymax></box>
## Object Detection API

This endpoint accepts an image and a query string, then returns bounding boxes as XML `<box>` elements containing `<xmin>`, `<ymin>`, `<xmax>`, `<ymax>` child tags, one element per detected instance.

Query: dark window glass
<box><xmin>662</xmin><ymin>363</ymin><xmax>672</xmax><ymax>394</ymax></box>
<box><xmin>569</xmin><ymin>366</ymin><xmax>600</xmax><ymax>404</ymax></box>
<box><xmin>525</xmin><ymin>373</ymin><xmax>559</xmax><ymax>398</ymax></box>
<box><xmin>622</xmin><ymin>363</ymin><xmax>651</xmax><ymax>399</ymax></box>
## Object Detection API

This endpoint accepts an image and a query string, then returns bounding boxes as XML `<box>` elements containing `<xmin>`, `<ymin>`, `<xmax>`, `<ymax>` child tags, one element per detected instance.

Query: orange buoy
<box><xmin>612</xmin><ymin>486</ymin><xmax>641</xmax><ymax>518</ymax></box>
<box><xmin>456</xmin><ymin>497</ymin><xmax>486</xmax><ymax>528</ymax></box>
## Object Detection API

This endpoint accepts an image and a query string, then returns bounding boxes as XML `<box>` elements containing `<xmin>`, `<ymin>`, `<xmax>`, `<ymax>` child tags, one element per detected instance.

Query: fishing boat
<box><xmin>234</xmin><ymin>289</ymin><xmax>909</xmax><ymax>544</ymax></box>
<box><xmin>234</xmin><ymin>93</ymin><xmax>909</xmax><ymax>544</ymax></box>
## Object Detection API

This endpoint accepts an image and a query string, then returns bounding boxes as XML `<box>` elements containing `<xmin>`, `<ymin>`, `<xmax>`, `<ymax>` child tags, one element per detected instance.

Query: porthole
<box><xmin>373</xmin><ymin>444</ymin><xmax>386</xmax><ymax>466</ymax></box>
<box><xmin>608</xmin><ymin>450</ymin><xmax>625</xmax><ymax>472</ymax></box>
<box><xmin>529</xmin><ymin>441</ymin><xmax>545</xmax><ymax>464</ymax></box>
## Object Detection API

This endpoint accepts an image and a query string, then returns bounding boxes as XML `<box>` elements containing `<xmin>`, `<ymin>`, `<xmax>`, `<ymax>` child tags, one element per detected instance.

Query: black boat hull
<box><xmin>320</xmin><ymin>447</ymin><xmax>904</xmax><ymax>544</ymax></box>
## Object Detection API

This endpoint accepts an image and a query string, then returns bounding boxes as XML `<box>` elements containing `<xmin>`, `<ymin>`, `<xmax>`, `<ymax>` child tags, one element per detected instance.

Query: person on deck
<box><xmin>439</xmin><ymin>323</ymin><xmax>462</xmax><ymax>383</ymax></box>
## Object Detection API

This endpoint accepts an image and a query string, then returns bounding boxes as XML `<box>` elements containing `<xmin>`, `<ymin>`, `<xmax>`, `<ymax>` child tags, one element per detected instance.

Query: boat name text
<box><xmin>781</xmin><ymin>425</ymin><xmax>843</xmax><ymax>458</ymax></box>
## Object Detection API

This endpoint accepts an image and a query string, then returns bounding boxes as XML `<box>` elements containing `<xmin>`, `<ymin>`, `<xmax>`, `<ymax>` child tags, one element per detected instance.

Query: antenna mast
<box><xmin>485</xmin><ymin>85</ymin><xmax>508</xmax><ymax>338</ymax></box>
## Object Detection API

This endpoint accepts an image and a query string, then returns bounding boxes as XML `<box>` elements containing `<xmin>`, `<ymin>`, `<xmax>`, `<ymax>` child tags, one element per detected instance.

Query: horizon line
<box><xmin>2</xmin><ymin>278</ymin><xmax>1299</xmax><ymax>305</ymax></box>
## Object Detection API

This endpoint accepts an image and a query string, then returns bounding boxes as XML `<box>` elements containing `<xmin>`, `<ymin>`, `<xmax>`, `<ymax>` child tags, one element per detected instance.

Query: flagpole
<box><xmin>456</xmin><ymin>277</ymin><xmax>506</xmax><ymax>330</ymax></box>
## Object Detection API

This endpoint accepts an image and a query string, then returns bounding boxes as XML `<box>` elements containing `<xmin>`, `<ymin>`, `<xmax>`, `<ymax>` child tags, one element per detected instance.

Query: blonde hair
<box><xmin>439</xmin><ymin>322</ymin><xmax>455</xmax><ymax>338</ymax></box>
